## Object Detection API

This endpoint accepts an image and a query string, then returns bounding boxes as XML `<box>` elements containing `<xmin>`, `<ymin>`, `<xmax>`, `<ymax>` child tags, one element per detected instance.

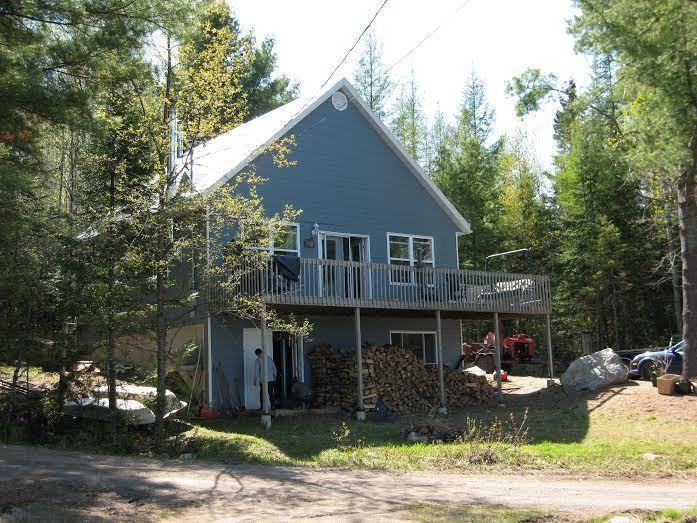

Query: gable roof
<box><xmin>189</xmin><ymin>78</ymin><xmax>471</xmax><ymax>234</ymax></box>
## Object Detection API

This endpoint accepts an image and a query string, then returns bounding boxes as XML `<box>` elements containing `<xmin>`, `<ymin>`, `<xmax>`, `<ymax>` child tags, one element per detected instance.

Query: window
<box><xmin>390</xmin><ymin>331</ymin><xmax>437</xmax><ymax>364</ymax></box>
<box><xmin>271</xmin><ymin>224</ymin><xmax>299</xmax><ymax>255</ymax></box>
<box><xmin>244</xmin><ymin>223</ymin><xmax>300</xmax><ymax>256</ymax></box>
<box><xmin>388</xmin><ymin>233</ymin><xmax>434</xmax><ymax>284</ymax></box>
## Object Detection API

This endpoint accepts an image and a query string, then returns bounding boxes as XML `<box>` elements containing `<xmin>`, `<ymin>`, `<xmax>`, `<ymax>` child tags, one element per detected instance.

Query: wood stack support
<box><xmin>308</xmin><ymin>345</ymin><xmax>494</xmax><ymax>414</ymax></box>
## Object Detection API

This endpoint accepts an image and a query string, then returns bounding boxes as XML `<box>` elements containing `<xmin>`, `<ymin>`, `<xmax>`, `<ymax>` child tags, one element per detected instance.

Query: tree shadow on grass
<box><xmin>191</xmin><ymin>379</ymin><xmax>645</xmax><ymax>462</ymax></box>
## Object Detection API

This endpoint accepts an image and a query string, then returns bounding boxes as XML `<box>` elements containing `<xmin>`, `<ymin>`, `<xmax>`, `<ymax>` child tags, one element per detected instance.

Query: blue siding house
<box><xmin>188</xmin><ymin>79</ymin><xmax>552</xmax><ymax>417</ymax></box>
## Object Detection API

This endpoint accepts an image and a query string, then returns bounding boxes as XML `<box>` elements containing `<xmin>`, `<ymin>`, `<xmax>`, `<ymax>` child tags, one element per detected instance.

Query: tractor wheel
<box><xmin>640</xmin><ymin>360</ymin><xmax>657</xmax><ymax>381</ymax></box>
<box><xmin>475</xmin><ymin>353</ymin><xmax>496</xmax><ymax>374</ymax></box>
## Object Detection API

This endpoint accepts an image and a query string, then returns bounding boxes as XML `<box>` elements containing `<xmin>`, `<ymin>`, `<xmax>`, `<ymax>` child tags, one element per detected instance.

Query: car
<box><xmin>628</xmin><ymin>340</ymin><xmax>684</xmax><ymax>380</ymax></box>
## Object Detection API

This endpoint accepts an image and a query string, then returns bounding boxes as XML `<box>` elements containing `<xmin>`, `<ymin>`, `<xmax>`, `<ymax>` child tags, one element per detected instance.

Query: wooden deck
<box><xmin>209</xmin><ymin>257</ymin><xmax>552</xmax><ymax>316</ymax></box>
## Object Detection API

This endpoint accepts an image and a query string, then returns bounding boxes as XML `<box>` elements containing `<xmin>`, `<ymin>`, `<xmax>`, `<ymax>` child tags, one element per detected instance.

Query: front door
<box><xmin>242</xmin><ymin>328</ymin><xmax>273</xmax><ymax>410</ymax></box>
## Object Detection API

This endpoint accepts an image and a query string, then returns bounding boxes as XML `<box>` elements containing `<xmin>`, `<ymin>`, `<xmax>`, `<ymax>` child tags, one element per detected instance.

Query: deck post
<box><xmin>355</xmin><ymin>307</ymin><xmax>365</xmax><ymax>420</ymax></box>
<box><xmin>493</xmin><ymin>312</ymin><xmax>504</xmax><ymax>405</ymax></box>
<box><xmin>546</xmin><ymin>314</ymin><xmax>555</xmax><ymax>386</ymax></box>
<box><xmin>436</xmin><ymin>310</ymin><xmax>447</xmax><ymax>414</ymax></box>
<box><xmin>260</xmin><ymin>302</ymin><xmax>271</xmax><ymax>428</ymax></box>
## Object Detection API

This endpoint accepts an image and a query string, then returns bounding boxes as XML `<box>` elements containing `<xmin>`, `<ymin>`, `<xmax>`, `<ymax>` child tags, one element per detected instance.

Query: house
<box><xmin>188</xmin><ymin>78</ymin><xmax>552</xmax><ymax>420</ymax></box>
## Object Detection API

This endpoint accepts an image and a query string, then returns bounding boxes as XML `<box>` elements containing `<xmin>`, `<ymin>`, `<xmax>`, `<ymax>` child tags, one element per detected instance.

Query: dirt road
<box><xmin>1</xmin><ymin>444</ymin><xmax>695</xmax><ymax>521</ymax></box>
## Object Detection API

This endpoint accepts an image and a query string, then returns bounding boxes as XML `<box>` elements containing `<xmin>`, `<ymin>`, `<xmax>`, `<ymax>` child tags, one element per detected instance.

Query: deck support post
<box><xmin>355</xmin><ymin>307</ymin><xmax>365</xmax><ymax>420</ymax></box>
<box><xmin>545</xmin><ymin>314</ymin><xmax>555</xmax><ymax>387</ymax></box>
<box><xmin>493</xmin><ymin>312</ymin><xmax>504</xmax><ymax>406</ymax></box>
<box><xmin>260</xmin><ymin>302</ymin><xmax>271</xmax><ymax>428</ymax></box>
<box><xmin>436</xmin><ymin>310</ymin><xmax>447</xmax><ymax>415</ymax></box>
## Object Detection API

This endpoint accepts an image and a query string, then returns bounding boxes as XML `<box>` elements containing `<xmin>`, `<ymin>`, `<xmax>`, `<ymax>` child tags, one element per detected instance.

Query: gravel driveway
<box><xmin>1</xmin><ymin>443</ymin><xmax>696</xmax><ymax>521</ymax></box>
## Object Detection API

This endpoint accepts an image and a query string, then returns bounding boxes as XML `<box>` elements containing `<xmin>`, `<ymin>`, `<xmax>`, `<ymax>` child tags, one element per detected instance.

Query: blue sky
<box><xmin>230</xmin><ymin>0</ymin><xmax>592</xmax><ymax>170</ymax></box>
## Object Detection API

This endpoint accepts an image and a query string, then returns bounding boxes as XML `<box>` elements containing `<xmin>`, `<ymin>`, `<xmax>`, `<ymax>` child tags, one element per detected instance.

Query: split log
<box><xmin>308</xmin><ymin>345</ymin><xmax>494</xmax><ymax>414</ymax></box>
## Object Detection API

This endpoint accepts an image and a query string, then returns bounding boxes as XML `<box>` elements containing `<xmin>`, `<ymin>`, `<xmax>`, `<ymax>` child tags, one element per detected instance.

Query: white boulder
<box><xmin>560</xmin><ymin>348</ymin><xmax>628</xmax><ymax>392</ymax></box>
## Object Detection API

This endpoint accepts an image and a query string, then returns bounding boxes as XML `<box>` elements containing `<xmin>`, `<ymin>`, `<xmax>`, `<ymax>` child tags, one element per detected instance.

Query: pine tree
<box><xmin>391</xmin><ymin>71</ymin><xmax>426</xmax><ymax>163</ymax></box>
<box><xmin>353</xmin><ymin>31</ymin><xmax>393</xmax><ymax>120</ymax></box>
<box><xmin>433</xmin><ymin>72</ymin><xmax>503</xmax><ymax>269</ymax></box>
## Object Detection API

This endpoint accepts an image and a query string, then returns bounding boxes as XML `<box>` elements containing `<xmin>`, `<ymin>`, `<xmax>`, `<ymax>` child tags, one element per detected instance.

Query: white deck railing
<box><xmin>209</xmin><ymin>257</ymin><xmax>552</xmax><ymax>315</ymax></box>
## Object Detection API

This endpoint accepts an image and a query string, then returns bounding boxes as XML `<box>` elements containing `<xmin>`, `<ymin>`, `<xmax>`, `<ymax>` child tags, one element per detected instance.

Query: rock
<box><xmin>642</xmin><ymin>452</ymin><xmax>664</xmax><ymax>461</ymax></box>
<box><xmin>560</xmin><ymin>348</ymin><xmax>628</xmax><ymax>392</ymax></box>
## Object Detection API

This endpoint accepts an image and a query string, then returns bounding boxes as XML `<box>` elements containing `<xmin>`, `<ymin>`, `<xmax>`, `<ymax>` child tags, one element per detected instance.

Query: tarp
<box><xmin>64</xmin><ymin>385</ymin><xmax>186</xmax><ymax>425</ymax></box>
<box><xmin>92</xmin><ymin>384</ymin><xmax>186</xmax><ymax>417</ymax></box>
<box><xmin>63</xmin><ymin>397</ymin><xmax>156</xmax><ymax>425</ymax></box>
<box><xmin>272</xmin><ymin>254</ymin><xmax>300</xmax><ymax>282</ymax></box>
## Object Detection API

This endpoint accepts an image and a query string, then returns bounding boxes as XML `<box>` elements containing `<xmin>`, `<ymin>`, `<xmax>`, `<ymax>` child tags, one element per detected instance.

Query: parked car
<box><xmin>628</xmin><ymin>340</ymin><xmax>684</xmax><ymax>379</ymax></box>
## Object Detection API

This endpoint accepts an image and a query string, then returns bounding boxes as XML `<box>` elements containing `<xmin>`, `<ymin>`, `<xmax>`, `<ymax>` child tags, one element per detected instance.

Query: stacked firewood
<box><xmin>308</xmin><ymin>345</ymin><xmax>494</xmax><ymax>414</ymax></box>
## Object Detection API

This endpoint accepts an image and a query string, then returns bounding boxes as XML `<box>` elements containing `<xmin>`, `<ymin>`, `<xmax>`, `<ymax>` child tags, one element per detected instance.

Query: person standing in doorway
<box><xmin>253</xmin><ymin>348</ymin><xmax>277</xmax><ymax>409</ymax></box>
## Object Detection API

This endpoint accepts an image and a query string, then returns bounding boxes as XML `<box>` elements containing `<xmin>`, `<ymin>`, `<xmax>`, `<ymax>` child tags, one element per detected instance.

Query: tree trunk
<box><xmin>107</xmin><ymin>325</ymin><xmax>117</xmax><ymax>412</ymax></box>
<box><xmin>153</xmin><ymin>246</ymin><xmax>168</xmax><ymax>442</ymax></box>
<box><xmin>107</xmin><ymin>169</ymin><xmax>117</xmax><ymax>413</ymax></box>
<box><xmin>594</xmin><ymin>294</ymin><xmax>606</xmax><ymax>350</ymax></box>
<box><xmin>153</xmin><ymin>33</ymin><xmax>174</xmax><ymax>446</ymax></box>
<box><xmin>666</xmin><ymin>206</ymin><xmax>683</xmax><ymax>334</ymax></box>
<box><xmin>677</xmin><ymin>140</ymin><xmax>697</xmax><ymax>379</ymax></box>
<box><xmin>611</xmin><ymin>277</ymin><xmax>621</xmax><ymax>351</ymax></box>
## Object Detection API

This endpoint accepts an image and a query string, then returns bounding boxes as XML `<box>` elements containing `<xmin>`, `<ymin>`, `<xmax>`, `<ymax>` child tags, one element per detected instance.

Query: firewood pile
<box><xmin>308</xmin><ymin>345</ymin><xmax>494</xmax><ymax>414</ymax></box>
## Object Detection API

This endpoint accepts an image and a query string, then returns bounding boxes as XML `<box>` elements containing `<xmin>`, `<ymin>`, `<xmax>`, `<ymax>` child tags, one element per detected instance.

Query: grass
<box><xmin>0</xmin><ymin>365</ymin><xmax>58</xmax><ymax>387</ymax></box>
<box><xmin>409</xmin><ymin>503</ymin><xmax>559</xmax><ymax>522</ymax></box>
<box><xmin>184</xmin><ymin>399</ymin><xmax>697</xmax><ymax>475</ymax></box>
<box><xmin>4</xmin><ymin>366</ymin><xmax>696</xmax><ymax>477</ymax></box>
<box><xmin>587</xmin><ymin>507</ymin><xmax>697</xmax><ymax>522</ymax></box>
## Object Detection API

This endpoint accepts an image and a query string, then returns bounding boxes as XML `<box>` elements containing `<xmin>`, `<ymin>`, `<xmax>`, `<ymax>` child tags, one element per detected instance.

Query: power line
<box><xmin>385</xmin><ymin>0</ymin><xmax>473</xmax><ymax>76</ymax></box>
<box><xmin>319</xmin><ymin>0</ymin><xmax>390</xmax><ymax>89</ymax></box>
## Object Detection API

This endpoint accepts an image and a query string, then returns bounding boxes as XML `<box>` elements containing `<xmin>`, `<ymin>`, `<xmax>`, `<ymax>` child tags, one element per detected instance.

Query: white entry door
<box><xmin>242</xmin><ymin>328</ymin><xmax>273</xmax><ymax>410</ymax></box>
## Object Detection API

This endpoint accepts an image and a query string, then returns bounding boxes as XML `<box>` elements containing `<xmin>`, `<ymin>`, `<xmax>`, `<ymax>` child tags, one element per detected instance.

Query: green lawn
<box><xmin>407</xmin><ymin>505</ymin><xmax>697</xmax><ymax>523</ymax></box>
<box><xmin>185</xmin><ymin>397</ymin><xmax>697</xmax><ymax>475</ymax></box>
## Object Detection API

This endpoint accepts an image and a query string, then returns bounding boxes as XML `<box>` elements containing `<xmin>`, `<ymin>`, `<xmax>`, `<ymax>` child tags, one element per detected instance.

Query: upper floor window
<box><xmin>388</xmin><ymin>233</ymin><xmax>434</xmax><ymax>283</ymax></box>
<box><xmin>245</xmin><ymin>223</ymin><xmax>300</xmax><ymax>256</ymax></box>
<box><xmin>271</xmin><ymin>224</ymin><xmax>300</xmax><ymax>256</ymax></box>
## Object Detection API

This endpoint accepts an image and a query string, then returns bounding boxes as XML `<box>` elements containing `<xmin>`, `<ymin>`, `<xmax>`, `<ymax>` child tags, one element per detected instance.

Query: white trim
<box><xmin>200</xmin><ymin>78</ymin><xmax>472</xmax><ymax>234</ymax></box>
<box><xmin>455</xmin><ymin>231</ymin><xmax>466</xmax><ymax>269</ymax></box>
<box><xmin>317</xmin><ymin>230</ymin><xmax>372</xmax><ymax>299</ymax></box>
<box><xmin>317</xmin><ymin>230</ymin><xmax>372</xmax><ymax>262</ymax></box>
<box><xmin>386</xmin><ymin>232</ymin><xmax>436</xmax><ymax>264</ymax></box>
<box><xmin>386</xmin><ymin>232</ymin><xmax>435</xmax><ymax>285</ymax></box>
<box><xmin>389</xmin><ymin>330</ymin><xmax>438</xmax><ymax>364</ymax></box>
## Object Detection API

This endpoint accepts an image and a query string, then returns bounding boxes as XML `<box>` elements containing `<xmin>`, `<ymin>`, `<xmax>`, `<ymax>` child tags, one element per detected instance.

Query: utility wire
<box><xmin>194</xmin><ymin>0</ymin><xmax>478</xmax><ymax>172</ymax></box>
<box><xmin>319</xmin><ymin>0</ymin><xmax>390</xmax><ymax>89</ymax></box>
<box><xmin>385</xmin><ymin>0</ymin><xmax>473</xmax><ymax>75</ymax></box>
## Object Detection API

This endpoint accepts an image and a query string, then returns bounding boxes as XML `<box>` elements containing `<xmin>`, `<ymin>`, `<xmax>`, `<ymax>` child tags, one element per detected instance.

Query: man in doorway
<box><xmin>253</xmin><ymin>348</ymin><xmax>277</xmax><ymax>409</ymax></box>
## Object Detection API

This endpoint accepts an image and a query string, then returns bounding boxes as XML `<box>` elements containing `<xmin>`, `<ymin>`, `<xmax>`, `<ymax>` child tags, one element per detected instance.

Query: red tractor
<box><xmin>461</xmin><ymin>332</ymin><xmax>535</xmax><ymax>374</ymax></box>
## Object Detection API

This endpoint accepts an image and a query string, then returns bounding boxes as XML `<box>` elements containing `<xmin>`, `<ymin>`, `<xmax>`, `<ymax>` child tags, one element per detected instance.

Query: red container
<box><xmin>493</xmin><ymin>370</ymin><xmax>509</xmax><ymax>382</ymax></box>
<box><xmin>199</xmin><ymin>406</ymin><xmax>220</xmax><ymax>420</ymax></box>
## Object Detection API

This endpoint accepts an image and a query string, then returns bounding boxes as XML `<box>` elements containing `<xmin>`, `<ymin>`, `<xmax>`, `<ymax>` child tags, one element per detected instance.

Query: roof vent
<box><xmin>331</xmin><ymin>91</ymin><xmax>348</xmax><ymax>111</ymax></box>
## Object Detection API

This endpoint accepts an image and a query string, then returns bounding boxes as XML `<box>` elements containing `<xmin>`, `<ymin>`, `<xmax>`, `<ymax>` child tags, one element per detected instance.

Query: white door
<box><xmin>242</xmin><ymin>328</ymin><xmax>273</xmax><ymax>410</ymax></box>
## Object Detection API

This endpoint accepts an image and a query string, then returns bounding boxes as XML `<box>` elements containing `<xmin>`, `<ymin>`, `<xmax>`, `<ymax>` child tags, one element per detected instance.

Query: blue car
<box><xmin>629</xmin><ymin>340</ymin><xmax>684</xmax><ymax>380</ymax></box>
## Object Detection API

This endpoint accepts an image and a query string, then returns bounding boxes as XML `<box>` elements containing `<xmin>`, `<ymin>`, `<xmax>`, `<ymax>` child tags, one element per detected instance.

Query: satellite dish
<box><xmin>331</xmin><ymin>91</ymin><xmax>348</xmax><ymax>111</ymax></box>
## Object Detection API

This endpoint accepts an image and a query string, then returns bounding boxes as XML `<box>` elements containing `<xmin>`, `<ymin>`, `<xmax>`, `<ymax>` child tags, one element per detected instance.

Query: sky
<box><xmin>229</xmin><ymin>0</ymin><xmax>592</xmax><ymax>170</ymax></box>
